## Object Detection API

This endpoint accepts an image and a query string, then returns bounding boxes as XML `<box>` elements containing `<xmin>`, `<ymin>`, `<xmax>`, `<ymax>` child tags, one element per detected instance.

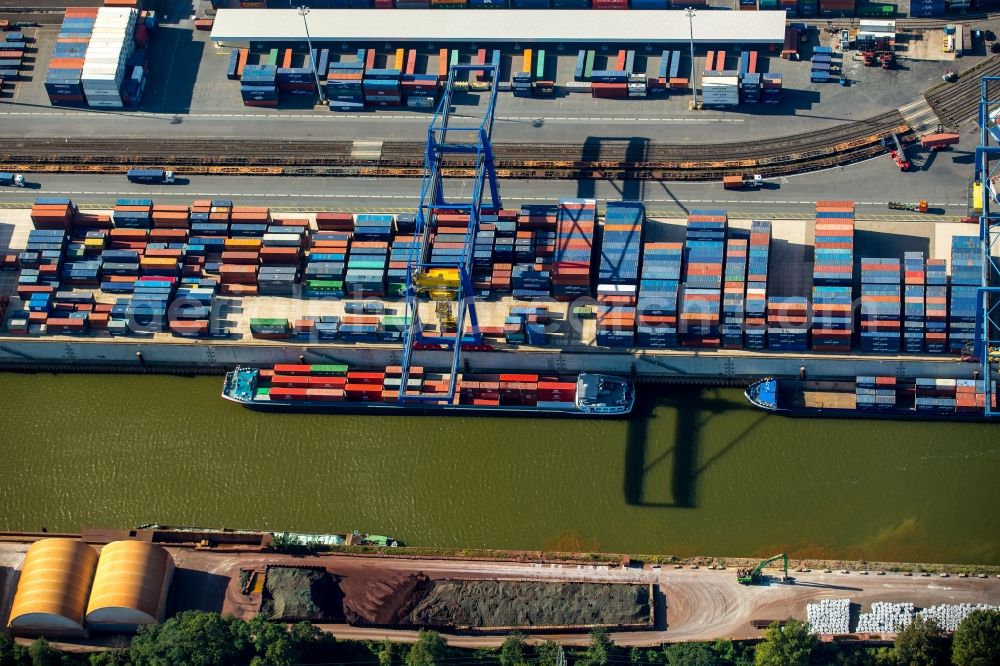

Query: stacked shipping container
<box><xmin>767</xmin><ymin>296</ymin><xmax>809</xmax><ymax>351</ymax></box>
<box><xmin>948</xmin><ymin>236</ymin><xmax>981</xmax><ymax>353</ymax></box>
<box><xmin>810</xmin><ymin>201</ymin><xmax>854</xmax><ymax>351</ymax></box>
<box><xmin>810</xmin><ymin>45</ymin><xmax>834</xmax><ymax>83</ymax></box>
<box><xmin>636</xmin><ymin>242</ymin><xmax>681</xmax><ymax>348</ymax></box>
<box><xmin>680</xmin><ymin>209</ymin><xmax>726</xmax><ymax>347</ymax></box>
<box><xmin>551</xmin><ymin>199</ymin><xmax>596</xmax><ymax>300</ymax></box>
<box><xmin>859</xmin><ymin>258</ymin><xmax>901</xmax><ymax>353</ymax></box>
<box><xmin>745</xmin><ymin>220</ymin><xmax>771</xmax><ymax>351</ymax></box>
<box><xmin>902</xmin><ymin>251</ymin><xmax>925</xmax><ymax>353</ymax></box>
<box><xmin>595</xmin><ymin>201</ymin><xmax>644</xmax><ymax>346</ymax></box>
<box><xmin>721</xmin><ymin>237</ymin><xmax>747</xmax><ymax>348</ymax></box>
<box><xmin>925</xmin><ymin>258</ymin><xmax>947</xmax><ymax>353</ymax></box>
<box><xmin>0</xmin><ymin>26</ymin><xmax>29</xmax><ymax>85</ymax></box>
<box><xmin>81</xmin><ymin>7</ymin><xmax>137</xmax><ymax>108</ymax></box>
<box><xmin>855</xmin><ymin>375</ymin><xmax>896</xmax><ymax>410</ymax></box>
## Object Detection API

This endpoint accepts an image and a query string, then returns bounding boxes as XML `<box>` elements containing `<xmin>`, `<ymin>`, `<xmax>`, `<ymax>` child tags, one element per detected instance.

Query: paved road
<box><xmin>0</xmin><ymin>154</ymin><xmax>976</xmax><ymax>217</ymax></box>
<box><xmin>0</xmin><ymin>106</ymin><xmax>760</xmax><ymax>143</ymax></box>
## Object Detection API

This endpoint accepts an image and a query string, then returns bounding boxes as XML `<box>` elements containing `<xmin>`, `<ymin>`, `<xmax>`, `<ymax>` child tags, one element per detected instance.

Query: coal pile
<box><xmin>406</xmin><ymin>580</ymin><xmax>652</xmax><ymax>630</ymax></box>
<box><xmin>344</xmin><ymin>572</ymin><xmax>430</xmax><ymax>626</ymax></box>
<box><xmin>261</xmin><ymin>567</ymin><xmax>343</xmax><ymax>622</ymax></box>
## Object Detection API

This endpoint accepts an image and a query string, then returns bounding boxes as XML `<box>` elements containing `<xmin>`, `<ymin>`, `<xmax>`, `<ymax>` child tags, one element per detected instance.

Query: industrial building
<box><xmin>85</xmin><ymin>541</ymin><xmax>175</xmax><ymax>632</ymax></box>
<box><xmin>209</xmin><ymin>9</ymin><xmax>787</xmax><ymax>46</ymax></box>
<box><xmin>7</xmin><ymin>539</ymin><xmax>98</xmax><ymax>638</ymax></box>
<box><xmin>7</xmin><ymin>539</ymin><xmax>175</xmax><ymax>637</ymax></box>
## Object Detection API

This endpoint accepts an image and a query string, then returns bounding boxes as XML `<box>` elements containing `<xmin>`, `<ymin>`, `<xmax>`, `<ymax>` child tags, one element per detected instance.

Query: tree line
<box><xmin>0</xmin><ymin>608</ymin><xmax>998</xmax><ymax>666</ymax></box>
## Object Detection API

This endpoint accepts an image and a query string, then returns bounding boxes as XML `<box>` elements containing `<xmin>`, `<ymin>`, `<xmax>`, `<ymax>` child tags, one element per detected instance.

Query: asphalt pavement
<box><xmin>0</xmin><ymin>153</ymin><xmax>974</xmax><ymax>217</ymax></box>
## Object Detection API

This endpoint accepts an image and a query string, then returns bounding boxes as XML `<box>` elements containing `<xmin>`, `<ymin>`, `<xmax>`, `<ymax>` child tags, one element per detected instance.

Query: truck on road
<box><xmin>723</xmin><ymin>174</ymin><xmax>763</xmax><ymax>190</ymax></box>
<box><xmin>127</xmin><ymin>168</ymin><xmax>175</xmax><ymax>184</ymax></box>
<box><xmin>888</xmin><ymin>200</ymin><xmax>929</xmax><ymax>213</ymax></box>
<box><xmin>0</xmin><ymin>171</ymin><xmax>25</xmax><ymax>187</ymax></box>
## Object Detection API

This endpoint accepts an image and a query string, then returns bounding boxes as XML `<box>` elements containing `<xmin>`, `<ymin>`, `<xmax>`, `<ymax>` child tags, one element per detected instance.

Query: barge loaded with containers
<box><xmin>745</xmin><ymin>376</ymin><xmax>999</xmax><ymax>422</ymax></box>
<box><xmin>223</xmin><ymin>364</ymin><xmax>635</xmax><ymax>417</ymax></box>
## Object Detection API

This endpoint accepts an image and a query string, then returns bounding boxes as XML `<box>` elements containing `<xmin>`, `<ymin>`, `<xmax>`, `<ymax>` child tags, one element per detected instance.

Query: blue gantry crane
<box><xmin>973</xmin><ymin>76</ymin><xmax>1000</xmax><ymax>416</ymax></box>
<box><xmin>397</xmin><ymin>65</ymin><xmax>502</xmax><ymax>401</ymax></box>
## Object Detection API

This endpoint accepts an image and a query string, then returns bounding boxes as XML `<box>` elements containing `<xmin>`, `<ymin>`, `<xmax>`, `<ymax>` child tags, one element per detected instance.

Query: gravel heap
<box><xmin>261</xmin><ymin>566</ymin><xmax>342</xmax><ymax>622</ymax></box>
<box><xmin>406</xmin><ymin>580</ymin><xmax>652</xmax><ymax>629</ymax></box>
<box><xmin>343</xmin><ymin>572</ymin><xmax>430</xmax><ymax>626</ymax></box>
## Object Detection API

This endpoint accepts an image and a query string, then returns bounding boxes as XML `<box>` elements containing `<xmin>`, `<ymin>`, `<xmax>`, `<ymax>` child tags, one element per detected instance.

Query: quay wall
<box><xmin>0</xmin><ymin>338</ymin><xmax>975</xmax><ymax>384</ymax></box>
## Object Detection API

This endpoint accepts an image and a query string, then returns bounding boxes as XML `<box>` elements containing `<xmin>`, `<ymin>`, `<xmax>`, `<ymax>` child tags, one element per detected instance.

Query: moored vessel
<box><xmin>223</xmin><ymin>364</ymin><xmax>634</xmax><ymax>417</ymax></box>
<box><xmin>745</xmin><ymin>375</ymin><xmax>998</xmax><ymax>422</ymax></box>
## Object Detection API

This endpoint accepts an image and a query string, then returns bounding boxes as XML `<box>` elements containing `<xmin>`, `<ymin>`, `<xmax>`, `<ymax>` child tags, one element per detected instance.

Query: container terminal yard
<box><xmin>2</xmin><ymin>4</ymin><xmax>1000</xmax><ymax>405</ymax></box>
<box><xmin>1</xmin><ymin>0</ymin><xmax>1000</xmax><ymax>656</ymax></box>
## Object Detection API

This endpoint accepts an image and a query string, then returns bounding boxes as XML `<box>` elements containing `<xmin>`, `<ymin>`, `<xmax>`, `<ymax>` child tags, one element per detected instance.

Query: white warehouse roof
<box><xmin>210</xmin><ymin>9</ymin><xmax>787</xmax><ymax>45</ymax></box>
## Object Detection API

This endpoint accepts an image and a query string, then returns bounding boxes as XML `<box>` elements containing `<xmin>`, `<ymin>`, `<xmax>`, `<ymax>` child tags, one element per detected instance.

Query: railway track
<box><xmin>0</xmin><ymin>110</ymin><xmax>910</xmax><ymax>180</ymax></box>
<box><xmin>926</xmin><ymin>56</ymin><xmax>1000</xmax><ymax>127</ymax></box>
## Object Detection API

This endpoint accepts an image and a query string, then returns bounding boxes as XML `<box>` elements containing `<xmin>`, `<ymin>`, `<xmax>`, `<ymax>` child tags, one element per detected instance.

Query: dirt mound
<box><xmin>260</xmin><ymin>566</ymin><xmax>343</xmax><ymax>622</ymax></box>
<box><xmin>406</xmin><ymin>580</ymin><xmax>652</xmax><ymax>629</ymax></box>
<box><xmin>344</xmin><ymin>571</ymin><xmax>430</xmax><ymax>626</ymax></box>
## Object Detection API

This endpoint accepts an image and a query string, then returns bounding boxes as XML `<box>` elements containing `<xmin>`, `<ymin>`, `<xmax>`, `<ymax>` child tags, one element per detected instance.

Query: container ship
<box><xmin>222</xmin><ymin>364</ymin><xmax>634</xmax><ymax>416</ymax></box>
<box><xmin>745</xmin><ymin>375</ymin><xmax>998</xmax><ymax>422</ymax></box>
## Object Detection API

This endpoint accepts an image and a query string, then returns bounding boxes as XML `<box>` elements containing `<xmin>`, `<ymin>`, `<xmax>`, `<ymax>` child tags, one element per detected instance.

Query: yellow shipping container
<box><xmin>139</xmin><ymin>257</ymin><xmax>178</xmax><ymax>267</ymax></box>
<box><xmin>224</xmin><ymin>238</ymin><xmax>263</xmax><ymax>249</ymax></box>
<box><xmin>523</xmin><ymin>49</ymin><xmax>533</xmax><ymax>74</ymax></box>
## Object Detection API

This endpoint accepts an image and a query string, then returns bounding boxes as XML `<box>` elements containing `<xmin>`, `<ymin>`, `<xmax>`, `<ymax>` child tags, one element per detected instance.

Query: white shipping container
<box><xmin>82</xmin><ymin>69</ymin><xmax>122</xmax><ymax>78</ymax></box>
<box><xmin>597</xmin><ymin>284</ymin><xmax>638</xmax><ymax>295</ymax></box>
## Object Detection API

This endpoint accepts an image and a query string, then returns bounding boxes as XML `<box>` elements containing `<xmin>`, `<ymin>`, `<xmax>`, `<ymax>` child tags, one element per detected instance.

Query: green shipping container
<box><xmin>584</xmin><ymin>51</ymin><xmax>595</xmax><ymax>79</ymax></box>
<box><xmin>450</xmin><ymin>50</ymin><xmax>459</xmax><ymax>67</ymax></box>
<box><xmin>250</xmin><ymin>318</ymin><xmax>289</xmax><ymax>328</ymax></box>
<box><xmin>267</xmin><ymin>49</ymin><xmax>279</xmax><ymax>66</ymax></box>
<box><xmin>255</xmin><ymin>387</ymin><xmax>271</xmax><ymax>398</ymax></box>
<box><xmin>535</xmin><ymin>49</ymin><xmax>545</xmax><ymax>80</ymax></box>
<box><xmin>382</xmin><ymin>316</ymin><xmax>411</xmax><ymax>328</ymax></box>
<box><xmin>306</xmin><ymin>280</ymin><xmax>343</xmax><ymax>290</ymax></box>
<box><xmin>310</xmin><ymin>364</ymin><xmax>349</xmax><ymax>375</ymax></box>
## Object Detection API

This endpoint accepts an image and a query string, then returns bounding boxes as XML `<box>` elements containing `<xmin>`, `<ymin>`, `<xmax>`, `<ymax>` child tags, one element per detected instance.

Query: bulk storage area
<box><xmin>7</xmin><ymin>538</ymin><xmax>174</xmax><ymax>638</ymax></box>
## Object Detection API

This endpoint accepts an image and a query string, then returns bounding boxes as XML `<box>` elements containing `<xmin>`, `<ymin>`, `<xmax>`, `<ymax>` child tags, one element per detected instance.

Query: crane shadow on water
<box><xmin>623</xmin><ymin>386</ymin><xmax>768</xmax><ymax>509</ymax></box>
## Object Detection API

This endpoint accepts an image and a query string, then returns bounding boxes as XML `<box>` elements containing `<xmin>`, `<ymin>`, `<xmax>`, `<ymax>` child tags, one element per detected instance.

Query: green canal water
<box><xmin>1</xmin><ymin>372</ymin><xmax>999</xmax><ymax>565</ymax></box>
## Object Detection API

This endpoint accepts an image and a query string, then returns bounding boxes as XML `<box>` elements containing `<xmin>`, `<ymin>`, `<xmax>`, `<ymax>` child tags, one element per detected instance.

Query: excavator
<box><xmin>737</xmin><ymin>554</ymin><xmax>791</xmax><ymax>585</ymax></box>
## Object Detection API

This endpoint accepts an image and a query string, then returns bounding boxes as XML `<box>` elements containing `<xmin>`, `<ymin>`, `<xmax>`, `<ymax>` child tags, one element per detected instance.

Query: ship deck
<box><xmin>799</xmin><ymin>391</ymin><xmax>857</xmax><ymax>410</ymax></box>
